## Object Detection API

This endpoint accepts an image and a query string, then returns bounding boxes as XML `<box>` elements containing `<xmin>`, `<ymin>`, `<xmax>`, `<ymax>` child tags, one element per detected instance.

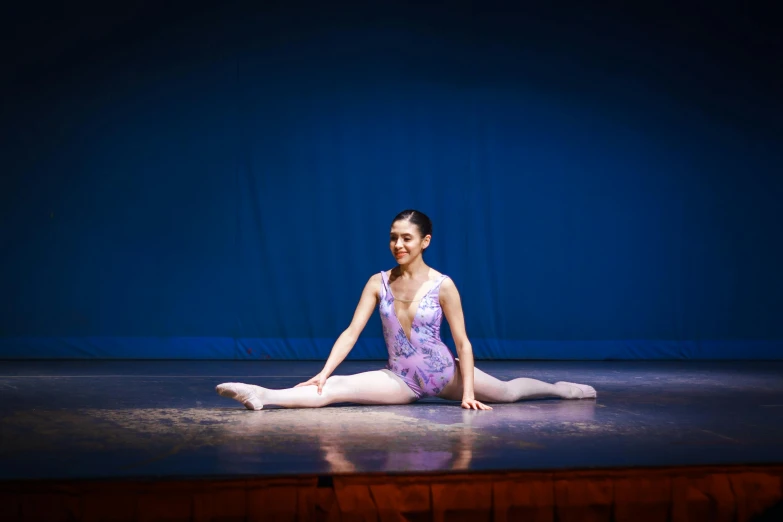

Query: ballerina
<box><xmin>217</xmin><ymin>209</ymin><xmax>596</xmax><ymax>411</ymax></box>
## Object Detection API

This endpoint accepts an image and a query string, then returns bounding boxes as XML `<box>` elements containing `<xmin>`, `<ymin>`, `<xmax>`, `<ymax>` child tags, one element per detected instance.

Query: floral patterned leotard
<box><xmin>379</xmin><ymin>270</ymin><xmax>456</xmax><ymax>398</ymax></box>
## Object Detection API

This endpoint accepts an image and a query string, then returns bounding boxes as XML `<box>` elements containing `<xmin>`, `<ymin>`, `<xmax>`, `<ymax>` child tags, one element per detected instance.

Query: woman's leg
<box><xmin>216</xmin><ymin>369</ymin><xmax>418</xmax><ymax>410</ymax></box>
<box><xmin>438</xmin><ymin>364</ymin><xmax>596</xmax><ymax>403</ymax></box>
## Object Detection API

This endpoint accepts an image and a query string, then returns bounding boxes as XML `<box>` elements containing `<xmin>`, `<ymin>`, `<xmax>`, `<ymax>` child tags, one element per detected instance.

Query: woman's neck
<box><xmin>396</xmin><ymin>257</ymin><xmax>429</xmax><ymax>279</ymax></box>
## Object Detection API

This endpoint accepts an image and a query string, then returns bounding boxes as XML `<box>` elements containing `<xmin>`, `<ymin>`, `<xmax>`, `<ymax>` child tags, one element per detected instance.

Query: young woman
<box><xmin>217</xmin><ymin>210</ymin><xmax>596</xmax><ymax>411</ymax></box>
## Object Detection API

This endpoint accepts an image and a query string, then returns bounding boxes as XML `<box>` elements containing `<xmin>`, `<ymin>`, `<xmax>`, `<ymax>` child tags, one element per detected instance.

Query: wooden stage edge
<box><xmin>2</xmin><ymin>464</ymin><xmax>782</xmax><ymax>521</ymax></box>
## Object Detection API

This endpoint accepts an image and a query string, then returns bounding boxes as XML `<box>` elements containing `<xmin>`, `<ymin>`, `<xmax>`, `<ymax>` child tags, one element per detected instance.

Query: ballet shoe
<box><xmin>555</xmin><ymin>381</ymin><xmax>597</xmax><ymax>399</ymax></box>
<box><xmin>216</xmin><ymin>383</ymin><xmax>265</xmax><ymax>411</ymax></box>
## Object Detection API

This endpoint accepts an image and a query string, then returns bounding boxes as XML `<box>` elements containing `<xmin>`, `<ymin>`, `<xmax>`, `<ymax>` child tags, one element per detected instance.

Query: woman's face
<box><xmin>389</xmin><ymin>220</ymin><xmax>430</xmax><ymax>264</ymax></box>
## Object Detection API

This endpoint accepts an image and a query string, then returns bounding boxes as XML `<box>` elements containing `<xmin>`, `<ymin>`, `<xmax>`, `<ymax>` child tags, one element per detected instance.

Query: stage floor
<box><xmin>1</xmin><ymin>360</ymin><xmax>782</xmax><ymax>482</ymax></box>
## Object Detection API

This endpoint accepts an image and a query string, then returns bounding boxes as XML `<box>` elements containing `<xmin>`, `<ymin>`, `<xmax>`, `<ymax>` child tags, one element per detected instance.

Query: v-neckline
<box><xmin>386</xmin><ymin>272</ymin><xmax>439</xmax><ymax>344</ymax></box>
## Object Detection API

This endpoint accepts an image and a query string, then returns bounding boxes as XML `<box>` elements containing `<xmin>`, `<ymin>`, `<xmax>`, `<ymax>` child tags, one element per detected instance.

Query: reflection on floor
<box><xmin>1</xmin><ymin>360</ymin><xmax>782</xmax><ymax>480</ymax></box>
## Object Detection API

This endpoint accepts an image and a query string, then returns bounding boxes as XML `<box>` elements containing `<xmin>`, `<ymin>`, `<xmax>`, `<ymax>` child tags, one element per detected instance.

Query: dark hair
<box><xmin>392</xmin><ymin>209</ymin><xmax>433</xmax><ymax>251</ymax></box>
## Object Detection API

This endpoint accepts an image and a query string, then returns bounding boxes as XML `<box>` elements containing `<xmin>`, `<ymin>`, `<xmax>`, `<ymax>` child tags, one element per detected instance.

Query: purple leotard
<box><xmin>379</xmin><ymin>270</ymin><xmax>456</xmax><ymax>399</ymax></box>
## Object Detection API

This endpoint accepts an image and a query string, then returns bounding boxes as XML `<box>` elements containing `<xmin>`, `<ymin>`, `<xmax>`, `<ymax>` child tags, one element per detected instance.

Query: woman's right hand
<box><xmin>295</xmin><ymin>371</ymin><xmax>329</xmax><ymax>395</ymax></box>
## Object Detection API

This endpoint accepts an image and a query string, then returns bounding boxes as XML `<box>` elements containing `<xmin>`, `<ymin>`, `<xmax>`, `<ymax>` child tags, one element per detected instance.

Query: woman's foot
<box><xmin>554</xmin><ymin>382</ymin><xmax>597</xmax><ymax>399</ymax></box>
<box><xmin>216</xmin><ymin>383</ymin><xmax>265</xmax><ymax>410</ymax></box>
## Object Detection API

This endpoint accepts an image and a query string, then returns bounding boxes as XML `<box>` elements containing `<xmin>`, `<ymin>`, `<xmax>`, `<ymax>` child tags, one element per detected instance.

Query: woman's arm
<box><xmin>440</xmin><ymin>277</ymin><xmax>490</xmax><ymax>410</ymax></box>
<box><xmin>322</xmin><ymin>274</ymin><xmax>381</xmax><ymax>375</ymax></box>
<box><xmin>297</xmin><ymin>274</ymin><xmax>381</xmax><ymax>393</ymax></box>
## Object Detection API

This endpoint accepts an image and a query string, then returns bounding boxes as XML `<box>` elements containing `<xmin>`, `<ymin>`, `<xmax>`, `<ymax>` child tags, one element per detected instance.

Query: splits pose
<box><xmin>217</xmin><ymin>210</ymin><xmax>596</xmax><ymax>411</ymax></box>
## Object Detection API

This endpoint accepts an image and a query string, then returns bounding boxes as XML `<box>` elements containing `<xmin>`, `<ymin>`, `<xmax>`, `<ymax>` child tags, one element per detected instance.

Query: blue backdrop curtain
<box><xmin>1</xmin><ymin>2</ymin><xmax>781</xmax><ymax>359</ymax></box>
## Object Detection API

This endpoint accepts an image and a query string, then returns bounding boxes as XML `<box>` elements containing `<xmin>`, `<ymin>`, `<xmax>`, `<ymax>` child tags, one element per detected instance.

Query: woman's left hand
<box><xmin>461</xmin><ymin>398</ymin><xmax>492</xmax><ymax>410</ymax></box>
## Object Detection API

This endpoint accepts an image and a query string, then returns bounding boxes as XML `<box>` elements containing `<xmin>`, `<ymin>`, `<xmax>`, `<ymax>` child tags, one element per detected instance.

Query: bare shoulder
<box><xmin>365</xmin><ymin>272</ymin><xmax>383</xmax><ymax>294</ymax></box>
<box><xmin>438</xmin><ymin>274</ymin><xmax>462</xmax><ymax>306</ymax></box>
<box><xmin>439</xmin><ymin>275</ymin><xmax>458</xmax><ymax>293</ymax></box>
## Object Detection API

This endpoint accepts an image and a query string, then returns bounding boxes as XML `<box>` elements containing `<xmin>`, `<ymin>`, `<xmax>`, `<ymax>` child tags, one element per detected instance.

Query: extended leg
<box><xmin>438</xmin><ymin>365</ymin><xmax>596</xmax><ymax>403</ymax></box>
<box><xmin>216</xmin><ymin>370</ymin><xmax>418</xmax><ymax>410</ymax></box>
